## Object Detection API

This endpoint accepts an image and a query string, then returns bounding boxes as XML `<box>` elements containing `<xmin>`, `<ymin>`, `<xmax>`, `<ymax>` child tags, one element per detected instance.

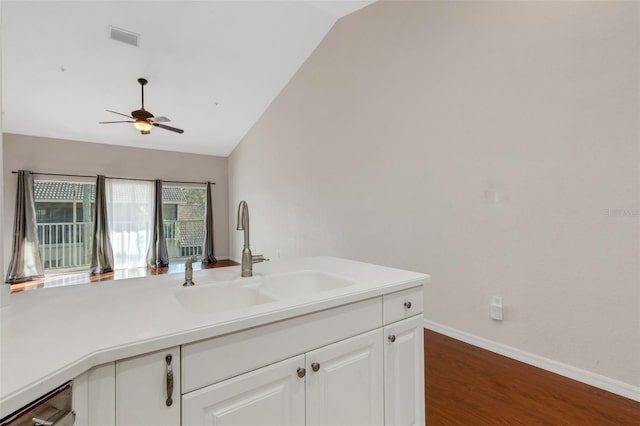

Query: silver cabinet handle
<box><xmin>404</xmin><ymin>301</ymin><xmax>412</xmax><ymax>309</ymax></box>
<box><xmin>388</xmin><ymin>335</ymin><xmax>396</xmax><ymax>343</ymax></box>
<box><xmin>165</xmin><ymin>354</ymin><xmax>174</xmax><ymax>407</ymax></box>
<box><xmin>311</xmin><ymin>362</ymin><xmax>320</xmax><ymax>372</ymax></box>
<box><xmin>297</xmin><ymin>368</ymin><xmax>306</xmax><ymax>378</ymax></box>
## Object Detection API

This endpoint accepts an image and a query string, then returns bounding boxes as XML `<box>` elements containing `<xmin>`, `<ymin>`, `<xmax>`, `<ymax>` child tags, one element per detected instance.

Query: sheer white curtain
<box><xmin>106</xmin><ymin>179</ymin><xmax>154</xmax><ymax>269</ymax></box>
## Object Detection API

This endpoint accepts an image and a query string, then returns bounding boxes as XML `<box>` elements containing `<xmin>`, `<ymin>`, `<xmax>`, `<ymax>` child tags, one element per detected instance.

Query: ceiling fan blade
<box><xmin>106</xmin><ymin>109</ymin><xmax>134</xmax><ymax>119</ymax></box>
<box><xmin>152</xmin><ymin>116</ymin><xmax>171</xmax><ymax>123</ymax></box>
<box><xmin>153</xmin><ymin>123</ymin><xmax>184</xmax><ymax>134</ymax></box>
<box><xmin>99</xmin><ymin>120</ymin><xmax>134</xmax><ymax>124</ymax></box>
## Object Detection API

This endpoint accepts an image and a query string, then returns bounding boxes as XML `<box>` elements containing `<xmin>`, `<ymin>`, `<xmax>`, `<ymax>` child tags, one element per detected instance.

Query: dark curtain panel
<box><xmin>5</xmin><ymin>170</ymin><xmax>44</xmax><ymax>283</ymax></box>
<box><xmin>90</xmin><ymin>175</ymin><xmax>114</xmax><ymax>274</ymax></box>
<box><xmin>147</xmin><ymin>179</ymin><xmax>169</xmax><ymax>267</ymax></box>
<box><xmin>203</xmin><ymin>181</ymin><xmax>217</xmax><ymax>264</ymax></box>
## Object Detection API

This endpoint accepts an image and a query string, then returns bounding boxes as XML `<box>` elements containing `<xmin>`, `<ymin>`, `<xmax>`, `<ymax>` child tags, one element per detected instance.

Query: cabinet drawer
<box><xmin>383</xmin><ymin>286</ymin><xmax>423</xmax><ymax>325</ymax></box>
<box><xmin>182</xmin><ymin>297</ymin><xmax>382</xmax><ymax>393</ymax></box>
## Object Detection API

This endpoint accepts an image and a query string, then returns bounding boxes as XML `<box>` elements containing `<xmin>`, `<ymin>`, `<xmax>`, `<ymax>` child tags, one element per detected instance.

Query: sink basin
<box><xmin>256</xmin><ymin>271</ymin><xmax>356</xmax><ymax>299</ymax></box>
<box><xmin>175</xmin><ymin>283</ymin><xmax>277</xmax><ymax>314</ymax></box>
<box><xmin>175</xmin><ymin>271</ymin><xmax>357</xmax><ymax>314</ymax></box>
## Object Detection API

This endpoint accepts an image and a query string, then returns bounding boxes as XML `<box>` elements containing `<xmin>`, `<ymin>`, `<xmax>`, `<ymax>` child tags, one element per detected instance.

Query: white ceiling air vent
<box><xmin>109</xmin><ymin>26</ymin><xmax>139</xmax><ymax>47</ymax></box>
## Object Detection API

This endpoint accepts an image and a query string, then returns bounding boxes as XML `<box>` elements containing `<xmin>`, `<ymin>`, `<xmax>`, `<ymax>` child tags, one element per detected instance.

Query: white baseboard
<box><xmin>424</xmin><ymin>319</ymin><xmax>640</xmax><ymax>402</ymax></box>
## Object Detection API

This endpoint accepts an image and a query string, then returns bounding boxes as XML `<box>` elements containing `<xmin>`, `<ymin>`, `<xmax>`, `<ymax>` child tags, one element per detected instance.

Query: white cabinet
<box><xmin>306</xmin><ymin>329</ymin><xmax>384</xmax><ymax>426</ymax></box>
<box><xmin>75</xmin><ymin>285</ymin><xmax>425</xmax><ymax>426</ymax></box>
<box><xmin>181</xmin><ymin>298</ymin><xmax>382</xmax><ymax>394</ymax></box>
<box><xmin>384</xmin><ymin>316</ymin><xmax>425</xmax><ymax>426</ymax></box>
<box><xmin>183</xmin><ymin>330</ymin><xmax>384</xmax><ymax>426</ymax></box>
<box><xmin>182</xmin><ymin>355</ymin><xmax>305</xmax><ymax>426</ymax></box>
<box><xmin>383</xmin><ymin>287</ymin><xmax>423</xmax><ymax>325</ymax></box>
<box><xmin>115</xmin><ymin>347</ymin><xmax>180</xmax><ymax>426</ymax></box>
<box><xmin>72</xmin><ymin>362</ymin><xmax>116</xmax><ymax>426</ymax></box>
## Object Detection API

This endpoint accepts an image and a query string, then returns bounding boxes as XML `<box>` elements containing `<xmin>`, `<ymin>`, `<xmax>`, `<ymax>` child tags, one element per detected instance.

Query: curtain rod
<box><xmin>11</xmin><ymin>171</ymin><xmax>215</xmax><ymax>186</ymax></box>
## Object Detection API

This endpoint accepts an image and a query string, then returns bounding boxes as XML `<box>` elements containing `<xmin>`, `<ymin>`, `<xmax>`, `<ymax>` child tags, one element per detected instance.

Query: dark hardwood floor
<box><xmin>424</xmin><ymin>329</ymin><xmax>640</xmax><ymax>425</ymax></box>
<box><xmin>10</xmin><ymin>259</ymin><xmax>238</xmax><ymax>293</ymax></box>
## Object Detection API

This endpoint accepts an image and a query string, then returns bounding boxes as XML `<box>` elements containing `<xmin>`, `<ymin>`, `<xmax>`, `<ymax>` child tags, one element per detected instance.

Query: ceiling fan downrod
<box><xmin>138</xmin><ymin>78</ymin><xmax>148</xmax><ymax>110</ymax></box>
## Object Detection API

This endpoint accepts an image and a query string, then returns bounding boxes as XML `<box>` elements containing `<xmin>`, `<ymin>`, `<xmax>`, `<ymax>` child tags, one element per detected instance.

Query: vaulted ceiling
<box><xmin>1</xmin><ymin>1</ymin><xmax>374</xmax><ymax>156</ymax></box>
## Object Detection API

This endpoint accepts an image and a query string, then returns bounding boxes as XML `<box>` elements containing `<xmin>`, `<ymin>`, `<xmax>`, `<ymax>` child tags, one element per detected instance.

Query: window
<box><xmin>34</xmin><ymin>181</ymin><xmax>95</xmax><ymax>272</ymax></box>
<box><xmin>32</xmin><ymin>180</ymin><xmax>206</xmax><ymax>275</ymax></box>
<box><xmin>162</xmin><ymin>186</ymin><xmax>206</xmax><ymax>262</ymax></box>
<box><xmin>106</xmin><ymin>180</ymin><xmax>154</xmax><ymax>269</ymax></box>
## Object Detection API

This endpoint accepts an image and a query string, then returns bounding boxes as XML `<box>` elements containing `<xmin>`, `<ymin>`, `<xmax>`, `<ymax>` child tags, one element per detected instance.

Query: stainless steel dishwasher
<box><xmin>0</xmin><ymin>382</ymin><xmax>75</xmax><ymax>426</ymax></box>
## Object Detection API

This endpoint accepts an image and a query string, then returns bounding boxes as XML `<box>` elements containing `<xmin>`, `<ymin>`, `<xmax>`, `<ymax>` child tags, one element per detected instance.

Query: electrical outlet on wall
<box><xmin>490</xmin><ymin>296</ymin><xmax>504</xmax><ymax>321</ymax></box>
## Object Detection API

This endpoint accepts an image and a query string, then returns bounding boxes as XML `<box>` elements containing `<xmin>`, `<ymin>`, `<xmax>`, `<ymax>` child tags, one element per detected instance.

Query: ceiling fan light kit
<box><xmin>134</xmin><ymin>119</ymin><xmax>152</xmax><ymax>132</ymax></box>
<box><xmin>100</xmin><ymin>78</ymin><xmax>184</xmax><ymax>135</ymax></box>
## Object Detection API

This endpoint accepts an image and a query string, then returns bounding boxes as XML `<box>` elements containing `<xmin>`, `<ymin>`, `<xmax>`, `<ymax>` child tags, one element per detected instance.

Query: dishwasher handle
<box><xmin>32</xmin><ymin>409</ymin><xmax>75</xmax><ymax>426</ymax></box>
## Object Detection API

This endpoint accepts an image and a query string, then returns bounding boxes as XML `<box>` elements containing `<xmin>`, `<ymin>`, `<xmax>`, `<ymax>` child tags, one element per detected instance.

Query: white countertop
<box><xmin>0</xmin><ymin>256</ymin><xmax>428</xmax><ymax>417</ymax></box>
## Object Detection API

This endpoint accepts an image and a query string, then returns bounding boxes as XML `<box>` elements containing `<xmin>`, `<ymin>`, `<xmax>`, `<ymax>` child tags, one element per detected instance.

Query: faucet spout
<box><xmin>236</xmin><ymin>200</ymin><xmax>268</xmax><ymax>277</ymax></box>
<box><xmin>237</xmin><ymin>200</ymin><xmax>250</xmax><ymax>249</ymax></box>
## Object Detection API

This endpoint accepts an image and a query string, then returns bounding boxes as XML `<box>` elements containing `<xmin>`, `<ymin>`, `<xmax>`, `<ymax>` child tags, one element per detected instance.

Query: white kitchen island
<box><xmin>0</xmin><ymin>257</ymin><xmax>428</xmax><ymax>425</ymax></box>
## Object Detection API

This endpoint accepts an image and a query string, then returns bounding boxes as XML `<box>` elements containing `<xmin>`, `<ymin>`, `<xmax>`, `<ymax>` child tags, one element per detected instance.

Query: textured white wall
<box><xmin>229</xmin><ymin>1</ymin><xmax>640</xmax><ymax>387</ymax></box>
<box><xmin>3</xmin><ymin>133</ymin><xmax>230</xmax><ymax>271</ymax></box>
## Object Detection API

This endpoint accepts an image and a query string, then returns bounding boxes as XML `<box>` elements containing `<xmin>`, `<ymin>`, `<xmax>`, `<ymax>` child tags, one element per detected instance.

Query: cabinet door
<box><xmin>115</xmin><ymin>347</ymin><xmax>180</xmax><ymax>426</ymax></box>
<box><xmin>306</xmin><ymin>329</ymin><xmax>384</xmax><ymax>426</ymax></box>
<box><xmin>182</xmin><ymin>355</ymin><xmax>305</xmax><ymax>426</ymax></box>
<box><xmin>73</xmin><ymin>362</ymin><xmax>116</xmax><ymax>426</ymax></box>
<box><xmin>384</xmin><ymin>316</ymin><xmax>425</xmax><ymax>426</ymax></box>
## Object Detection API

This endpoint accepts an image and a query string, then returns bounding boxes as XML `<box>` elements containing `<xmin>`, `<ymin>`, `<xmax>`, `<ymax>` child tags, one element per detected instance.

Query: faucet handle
<box><xmin>252</xmin><ymin>255</ymin><xmax>269</xmax><ymax>264</ymax></box>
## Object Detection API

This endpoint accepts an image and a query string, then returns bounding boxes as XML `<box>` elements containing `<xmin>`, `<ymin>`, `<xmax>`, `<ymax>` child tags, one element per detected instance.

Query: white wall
<box><xmin>3</xmin><ymin>133</ymin><xmax>230</xmax><ymax>270</ymax></box>
<box><xmin>0</xmin><ymin>0</ymin><xmax>8</xmax><ymax>305</ymax></box>
<box><xmin>229</xmin><ymin>1</ymin><xmax>640</xmax><ymax>389</ymax></box>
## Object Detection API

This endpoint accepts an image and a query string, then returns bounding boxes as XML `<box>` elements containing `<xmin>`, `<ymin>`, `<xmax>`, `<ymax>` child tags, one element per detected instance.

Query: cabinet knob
<box><xmin>388</xmin><ymin>335</ymin><xmax>396</xmax><ymax>343</ymax></box>
<box><xmin>311</xmin><ymin>362</ymin><xmax>321</xmax><ymax>372</ymax></box>
<box><xmin>297</xmin><ymin>368</ymin><xmax>306</xmax><ymax>378</ymax></box>
<box><xmin>404</xmin><ymin>301</ymin><xmax>412</xmax><ymax>309</ymax></box>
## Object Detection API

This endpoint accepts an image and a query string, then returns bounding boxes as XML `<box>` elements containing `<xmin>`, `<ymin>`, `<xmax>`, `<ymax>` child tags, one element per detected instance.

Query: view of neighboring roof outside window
<box><xmin>33</xmin><ymin>181</ymin><xmax>206</xmax><ymax>274</ymax></box>
<box><xmin>34</xmin><ymin>181</ymin><xmax>95</xmax><ymax>272</ymax></box>
<box><xmin>162</xmin><ymin>186</ymin><xmax>206</xmax><ymax>260</ymax></box>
